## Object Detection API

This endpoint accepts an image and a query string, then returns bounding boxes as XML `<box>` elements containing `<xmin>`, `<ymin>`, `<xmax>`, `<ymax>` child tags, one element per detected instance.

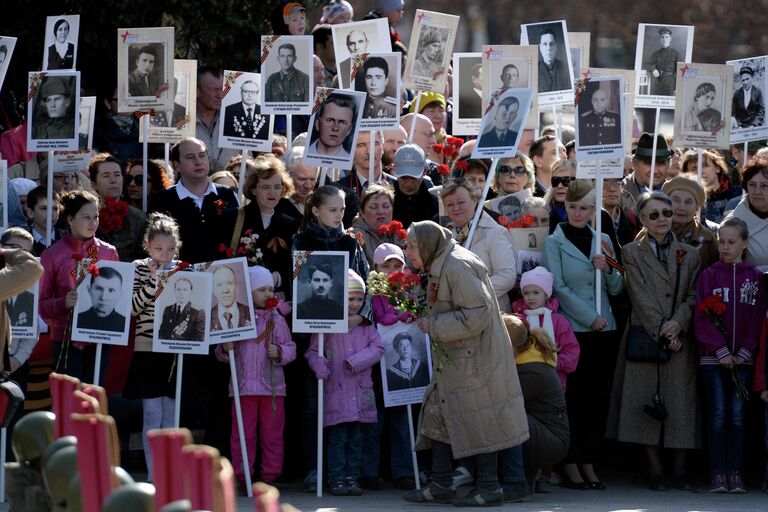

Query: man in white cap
<box><xmin>392</xmin><ymin>144</ymin><xmax>438</xmax><ymax>228</ymax></box>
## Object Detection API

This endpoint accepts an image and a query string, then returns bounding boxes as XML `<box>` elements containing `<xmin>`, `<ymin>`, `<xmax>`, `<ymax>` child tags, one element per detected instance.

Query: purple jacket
<box><xmin>371</xmin><ymin>295</ymin><xmax>415</xmax><ymax>326</ymax></box>
<box><xmin>215</xmin><ymin>308</ymin><xmax>296</xmax><ymax>397</ymax></box>
<box><xmin>695</xmin><ymin>260</ymin><xmax>767</xmax><ymax>364</ymax></box>
<box><xmin>305</xmin><ymin>323</ymin><xmax>384</xmax><ymax>427</ymax></box>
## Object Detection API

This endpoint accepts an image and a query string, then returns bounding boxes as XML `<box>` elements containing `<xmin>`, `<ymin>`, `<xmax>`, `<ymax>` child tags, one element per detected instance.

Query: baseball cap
<box><xmin>393</xmin><ymin>144</ymin><xmax>426</xmax><ymax>178</ymax></box>
<box><xmin>374</xmin><ymin>243</ymin><xmax>405</xmax><ymax>266</ymax></box>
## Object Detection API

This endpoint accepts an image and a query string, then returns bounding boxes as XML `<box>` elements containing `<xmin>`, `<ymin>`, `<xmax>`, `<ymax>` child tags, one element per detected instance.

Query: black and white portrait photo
<box><xmin>481</xmin><ymin>45</ymin><xmax>538</xmax><ymax>130</ymax></box>
<box><xmin>198</xmin><ymin>257</ymin><xmax>257</xmax><ymax>344</ymax></box>
<box><xmin>378</xmin><ymin>322</ymin><xmax>432</xmax><ymax>408</ymax></box>
<box><xmin>452</xmin><ymin>52</ymin><xmax>483</xmax><ymax>136</ymax></box>
<box><xmin>576</xmin><ymin>76</ymin><xmax>625</xmax><ymax>161</ymax></box>
<box><xmin>217</xmin><ymin>70</ymin><xmax>273</xmax><ymax>152</ymax></box>
<box><xmin>117</xmin><ymin>27</ymin><xmax>174</xmax><ymax>112</ymax></box>
<box><xmin>353</xmin><ymin>52</ymin><xmax>401</xmax><ymax>130</ymax></box>
<box><xmin>304</xmin><ymin>88</ymin><xmax>365</xmax><ymax>170</ymax></box>
<box><xmin>27</xmin><ymin>71</ymin><xmax>80</xmax><ymax>152</ymax></box>
<box><xmin>292</xmin><ymin>251</ymin><xmax>349</xmax><ymax>333</ymax></box>
<box><xmin>332</xmin><ymin>19</ymin><xmax>392</xmax><ymax>90</ymax></box>
<box><xmin>673</xmin><ymin>63</ymin><xmax>732</xmax><ymax>149</ymax></box>
<box><xmin>42</xmin><ymin>15</ymin><xmax>79</xmax><ymax>71</ymax></box>
<box><xmin>143</xmin><ymin>59</ymin><xmax>197</xmax><ymax>144</ymax></box>
<box><xmin>261</xmin><ymin>35</ymin><xmax>313</xmax><ymax>115</ymax></box>
<box><xmin>9</xmin><ymin>283</ymin><xmax>38</xmax><ymax>340</ymax></box>
<box><xmin>521</xmin><ymin>20</ymin><xmax>574</xmax><ymax>101</ymax></box>
<box><xmin>153</xmin><ymin>271</ymin><xmax>212</xmax><ymax>355</ymax></box>
<box><xmin>727</xmin><ymin>56</ymin><xmax>768</xmax><ymax>143</ymax></box>
<box><xmin>72</xmin><ymin>261</ymin><xmax>135</xmax><ymax>346</ymax></box>
<box><xmin>0</xmin><ymin>36</ymin><xmax>16</xmax><ymax>92</ymax></box>
<box><xmin>52</xmin><ymin>95</ymin><xmax>97</xmax><ymax>173</ymax></box>
<box><xmin>634</xmin><ymin>23</ymin><xmax>694</xmax><ymax>108</ymax></box>
<box><xmin>472</xmin><ymin>87</ymin><xmax>533</xmax><ymax>159</ymax></box>
<box><xmin>487</xmin><ymin>190</ymin><xmax>531</xmax><ymax>220</ymax></box>
<box><xmin>404</xmin><ymin>10</ymin><xmax>459</xmax><ymax>94</ymax></box>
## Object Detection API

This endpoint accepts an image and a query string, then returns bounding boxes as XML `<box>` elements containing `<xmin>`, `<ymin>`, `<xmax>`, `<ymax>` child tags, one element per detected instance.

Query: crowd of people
<box><xmin>2</xmin><ymin>0</ymin><xmax>768</xmax><ymax>508</ymax></box>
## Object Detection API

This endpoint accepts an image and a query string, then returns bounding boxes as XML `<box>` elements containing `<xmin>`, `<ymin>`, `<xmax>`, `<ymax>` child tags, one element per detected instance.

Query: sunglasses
<box><xmin>125</xmin><ymin>175</ymin><xmax>144</xmax><ymax>185</ymax></box>
<box><xmin>497</xmin><ymin>165</ymin><xmax>527</xmax><ymax>177</ymax></box>
<box><xmin>646</xmin><ymin>209</ymin><xmax>674</xmax><ymax>220</ymax></box>
<box><xmin>551</xmin><ymin>176</ymin><xmax>575</xmax><ymax>188</ymax></box>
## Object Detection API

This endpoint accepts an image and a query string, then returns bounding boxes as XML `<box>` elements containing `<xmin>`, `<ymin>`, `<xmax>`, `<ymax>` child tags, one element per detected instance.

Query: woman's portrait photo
<box><xmin>43</xmin><ymin>15</ymin><xmax>79</xmax><ymax>71</ymax></box>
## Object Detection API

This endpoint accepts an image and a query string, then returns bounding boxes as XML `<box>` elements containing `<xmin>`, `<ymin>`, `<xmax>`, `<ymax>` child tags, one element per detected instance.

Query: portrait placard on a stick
<box><xmin>351</xmin><ymin>52</ymin><xmax>401</xmax><ymax>130</ymax></box>
<box><xmin>117</xmin><ymin>27</ymin><xmax>174</xmax><ymax>112</ymax></box>
<box><xmin>9</xmin><ymin>282</ymin><xmax>38</xmax><ymax>340</ymax></box>
<box><xmin>471</xmin><ymin>87</ymin><xmax>534</xmax><ymax>160</ymax></box>
<box><xmin>27</xmin><ymin>70</ymin><xmax>80</xmax><ymax>152</ymax></box>
<box><xmin>452</xmin><ymin>52</ymin><xmax>482</xmax><ymax>136</ymax></box>
<box><xmin>303</xmin><ymin>88</ymin><xmax>365</xmax><ymax>170</ymax></box>
<box><xmin>726</xmin><ymin>55</ymin><xmax>768</xmax><ymax>144</ymax></box>
<box><xmin>72</xmin><ymin>261</ymin><xmax>136</xmax><ymax>346</ymax></box>
<box><xmin>379</xmin><ymin>322</ymin><xmax>432</xmax><ymax>408</ymax></box>
<box><xmin>403</xmin><ymin>10</ymin><xmax>459</xmax><ymax>94</ymax></box>
<box><xmin>0</xmin><ymin>36</ymin><xmax>17</xmax><ymax>92</ymax></box>
<box><xmin>140</xmin><ymin>59</ymin><xmax>196</xmax><ymax>144</ymax></box>
<box><xmin>481</xmin><ymin>45</ymin><xmax>538</xmax><ymax>130</ymax></box>
<box><xmin>575</xmin><ymin>75</ymin><xmax>625</xmax><ymax>162</ymax></box>
<box><xmin>634</xmin><ymin>23</ymin><xmax>694</xmax><ymax>109</ymax></box>
<box><xmin>331</xmin><ymin>19</ymin><xmax>392</xmax><ymax>90</ymax></box>
<box><xmin>292</xmin><ymin>251</ymin><xmax>349</xmax><ymax>333</ymax></box>
<box><xmin>153</xmin><ymin>269</ymin><xmax>212</xmax><ymax>355</ymax></box>
<box><xmin>217</xmin><ymin>70</ymin><xmax>273</xmax><ymax>153</ymax></box>
<box><xmin>520</xmin><ymin>20</ymin><xmax>575</xmax><ymax>107</ymax></box>
<box><xmin>673</xmin><ymin>63</ymin><xmax>732</xmax><ymax>149</ymax></box>
<box><xmin>52</xmin><ymin>95</ymin><xmax>96</xmax><ymax>173</ymax></box>
<box><xmin>260</xmin><ymin>35</ymin><xmax>313</xmax><ymax>115</ymax></box>
<box><xmin>42</xmin><ymin>15</ymin><xmax>79</xmax><ymax>71</ymax></box>
<box><xmin>193</xmin><ymin>257</ymin><xmax>257</xmax><ymax>345</ymax></box>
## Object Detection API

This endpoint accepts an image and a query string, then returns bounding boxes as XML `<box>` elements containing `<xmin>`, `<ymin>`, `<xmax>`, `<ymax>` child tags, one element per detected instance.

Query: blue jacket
<box><xmin>542</xmin><ymin>224</ymin><xmax>623</xmax><ymax>332</ymax></box>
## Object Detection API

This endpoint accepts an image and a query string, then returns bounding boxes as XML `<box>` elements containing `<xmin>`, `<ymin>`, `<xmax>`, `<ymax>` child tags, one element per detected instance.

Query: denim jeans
<box><xmin>499</xmin><ymin>443</ymin><xmax>525</xmax><ymax>483</ymax></box>
<box><xmin>360</xmin><ymin>402</ymin><xmax>383</xmax><ymax>479</ymax></box>
<box><xmin>52</xmin><ymin>341</ymin><xmax>111</xmax><ymax>385</ymax></box>
<box><xmin>327</xmin><ymin>422</ymin><xmax>363</xmax><ymax>482</ymax></box>
<box><xmin>701</xmin><ymin>365</ymin><xmax>752</xmax><ymax>473</ymax></box>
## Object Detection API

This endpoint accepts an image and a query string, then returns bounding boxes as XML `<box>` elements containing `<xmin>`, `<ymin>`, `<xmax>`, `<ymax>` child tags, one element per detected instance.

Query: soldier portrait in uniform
<box><xmin>158</xmin><ymin>277</ymin><xmax>206</xmax><ymax>342</ymax></box>
<box><xmin>731</xmin><ymin>65</ymin><xmax>765</xmax><ymax>129</ymax></box>
<box><xmin>31</xmin><ymin>75</ymin><xmax>77</xmax><ymax>141</ymax></box>
<box><xmin>264</xmin><ymin>42</ymin><xmax>310</xmax><ymax>104</ymax></box>
<box><xmin>646</xmin><ymin>27</ymin><xmax>679</xmax><ymax>96</ymax></box>
<box><xmin>578</xmin><ymin>81</ymin><xmax>621</xmax><ymax>146</ymax></box>
<box><xmin>385</xmin><ymin>332</ymin><xmax>430</xmax><ymax>391</ymax></box>
<box><xmin>636</xmin><ymin>23</ymin><xmax>693</xmax><ymax>102</ymax></box>
<box><xmin>683</xmin><ymin>82</ymin><xmax>722</xmax><ymax>132</ymax></box>
<box><xmin>412</xmin><ymin>26</ymin><xmax>449</xmax><ymax>80</ymax></box>
<box><xmin>127</xmin><ymin>43</ymin><xmax>164</xmax><ymax>97</ymax></box>
<box><xmin>222</xmin><ymin>79</ymin><xmax>270</xmax><ymax>141</ymax></box>
<box><xmin>353</xmin><ymin>54</ymin><xmax>400</xmax><ymax>122</ymax></box>
<box><xmin>478</xmin><ymin>95</ymin><xmax>521</xmax><ymax>148</ymax></box>
<box><xmin>500</xmin><ymin>63</ymin><xmax>520</xmax><ymax>89</ymax></box>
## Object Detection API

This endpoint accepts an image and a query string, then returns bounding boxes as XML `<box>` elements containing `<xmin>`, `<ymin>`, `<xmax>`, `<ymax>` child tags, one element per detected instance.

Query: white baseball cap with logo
<box><xmin>393</xmin><ymin>144</ymin><xmax>426</xmax><ymax>178</ymax></box>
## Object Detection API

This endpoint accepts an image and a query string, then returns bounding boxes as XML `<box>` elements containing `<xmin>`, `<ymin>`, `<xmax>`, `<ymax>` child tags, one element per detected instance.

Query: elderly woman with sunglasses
<box><xmin>491</xmin><ymin>153</ymin><xmax>535</xmax><ymax>197</ymax></box>
<box><xmin>607</xmin><ymin>191</ymin><xmax>702</xmax><ymax>491</ymax></box>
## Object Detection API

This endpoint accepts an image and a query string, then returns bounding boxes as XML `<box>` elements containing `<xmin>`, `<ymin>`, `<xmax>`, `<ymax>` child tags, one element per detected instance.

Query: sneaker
<box><xmin>452</xmin><ymin>466</ymin><xmax>474</xmax><ymax>490</ymax></box>
<box><xmin>710</xmin><ymin>473</ymin><xmax>728</xmax><ymax>493</ymax></box>
<box><xmin>452</xmin><ymin>487</ymin><xmax>504</xmax><ymax>507</ymax></box>
<box><xmin>728</xmin><ymin>471</ymin><xmax>746</xmax><ymax>494</ymax></box>
<box><xmin>330</xmin><ymin>479</ymin><xmax>349</xmax><ymax>496</ymax></box>
<box><xmin>346</xmin><ymin>477</ymin><xmax>363</xmax><ymax>496</ymax></box>
<box><xmin>502</xmin><ymin>481</ymin><xmax>533</xmax><ymax>503</ymax></box>
<box><xmin>303</xmin><ymin>469</ymin><xmax>317</xmax><ymax>493</ymax></box>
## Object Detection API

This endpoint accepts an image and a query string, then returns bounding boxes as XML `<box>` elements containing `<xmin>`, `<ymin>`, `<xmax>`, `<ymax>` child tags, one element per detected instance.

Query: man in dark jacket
<box><xmin>391</xmin><ymin>144</ymin><xmax>438</xmax><ymax>228</ymax></box>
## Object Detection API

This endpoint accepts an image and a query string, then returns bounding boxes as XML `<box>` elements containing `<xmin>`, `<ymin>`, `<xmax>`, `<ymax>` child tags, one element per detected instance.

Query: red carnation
<box><xmin>390</xmin><ymin>220</ymin><xmax>403</xmax><ymax>231</ymax></box>
<box><xmin>432</xmin><ymin>143</ymin><xmax>444</xmax><ymax>154</ymax></box>
<box><xmin>498</xmin><ymin>215</ymin><xmax>509</xmax><ymax>227</ymax></box>
<box><xmin>177</xmin><ymin>262</ymin><xmax>190</xmax><ymax>270</ymax></box>
<box><xmin>699</xmin><ymin>295</ymin><xmax>726</xmax><ymax>316</ymax></box>
<box><xmin>265</xmin><ymin>297</ymin><xmax>280</xmax><ymax>309</ymax></box>
<box><xmin>437</xmin><ymin>164</ymin><xmax>451</xmax><ymax>176</ymax></box>
<box><xmin>455</xmin><ymin>160</ymin><xmax>469</xmax><ymax>172</ymax></box>
<box><xmin>87</xmin><ymin>263</ymin><xmax>99</xmax><ymax>277</ymax></box>
<box><xmin>244</xmin><ymin>229</ymin><xmax>253</xmax><ymax>235</ymax></box>
<box><xmin>396</xmin><ymin>229</ymin><xmax>408</xmax><ymax>240</ymax></box>
<box><xmin>447</xmin><ymin>136</ymin><xmax>464</xmax><ymax>148</ymax></box>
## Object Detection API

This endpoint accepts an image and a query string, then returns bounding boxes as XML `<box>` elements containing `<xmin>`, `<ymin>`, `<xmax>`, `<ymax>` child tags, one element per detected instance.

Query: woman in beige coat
<box><xmin>606</xmin><ymin>191</ymin><xmax>702</xmax><ymax>491</ymax></box>
<box><xmin>402</xmin><ymin>220</ymin><xmax>528</xmax><ymax>507</ymax></box>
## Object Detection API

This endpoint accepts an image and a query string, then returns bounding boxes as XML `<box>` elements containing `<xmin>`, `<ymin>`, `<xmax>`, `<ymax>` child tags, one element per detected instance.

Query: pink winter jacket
<box><xmin>39</xmin><ymin>234</ymin><xmax>120</xmax><ymax>343</ymax></box>
<box><xmin>305</xmin><ymin>323</ymin><xmax>384</xmax><ymax>427</ymax></box>
<box><xmin>215</xmin><ymin>308</ymin><xmax>296</xmax><ymax>397</ymax></box>
<box><xmin>512</xmin><ymin>297</ymin><xmax>580</xmax><ymax>390</ymax></box>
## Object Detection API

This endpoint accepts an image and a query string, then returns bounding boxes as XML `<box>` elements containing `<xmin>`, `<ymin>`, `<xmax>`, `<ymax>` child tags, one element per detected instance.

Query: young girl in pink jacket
<box><xmin>512</xmin><ymin>266</ymin><xmax>580</xmax><ymax>391</ymax></box>
<box><xmin>216</xmin><ymin>265</ymin><xmax>296</xmax><ymax>487</ymax></box>
<box><xmin>305</xmin><ymin>269</ymin><xmax>384</xmax><ymax>496</ymax></box>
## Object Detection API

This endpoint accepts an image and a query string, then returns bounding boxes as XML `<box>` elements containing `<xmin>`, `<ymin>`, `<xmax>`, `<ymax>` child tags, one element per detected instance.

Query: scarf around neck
<box><xmin>524</xmin><ymin>307</ymin><xmax>556</xmax><ymax>347</ymax></box>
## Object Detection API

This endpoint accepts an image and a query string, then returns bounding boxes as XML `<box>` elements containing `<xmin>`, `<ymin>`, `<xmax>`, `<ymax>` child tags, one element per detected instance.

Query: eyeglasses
<box><xmin>646</xmin><ymin>209</ymin><xmax>674</xmax><ymax>220</ymax></box>
<box><xmin>125</xmin><ymin>175</ymin><xmax>144</xmax><ymax>185</ymax></box>
<box><xmin>497</xmin><ymin>165</ymin><xmax>527</xmax><ymax>177</ymax></box>
<box><xmin>551</xmin><ymin>176</ymin><xmax>574</xmax><ymax>188</ymax></box>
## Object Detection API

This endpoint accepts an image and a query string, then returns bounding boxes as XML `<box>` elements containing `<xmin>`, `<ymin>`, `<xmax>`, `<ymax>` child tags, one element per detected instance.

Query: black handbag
<box><xmin>0</xmin><ymin>347</ymin><xmax>24</xmax><ymax>428</ymax></box>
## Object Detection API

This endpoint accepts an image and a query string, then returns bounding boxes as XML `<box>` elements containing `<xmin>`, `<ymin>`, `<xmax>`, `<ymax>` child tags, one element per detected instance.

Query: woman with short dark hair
<box><xmin>726</xmin><ymin>162</ymin><xmax>768</xmax><ymax>271</ymax></box>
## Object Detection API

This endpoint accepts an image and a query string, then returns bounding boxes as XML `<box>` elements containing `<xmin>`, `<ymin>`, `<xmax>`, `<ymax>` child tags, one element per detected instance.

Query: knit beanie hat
<box><xmin>348</xmin><ymin>269</ymin><xmax>366</xmax><ymax>296</ymax></box>
<box><xmin>520</xmin><ymin>266</ymin><xmax>553</xmax><ymax>298</ymax></box>
<box><xmin>249</xmin><ymin>265</ymin><xmax>274</xmax><ymax>290</ymax></box>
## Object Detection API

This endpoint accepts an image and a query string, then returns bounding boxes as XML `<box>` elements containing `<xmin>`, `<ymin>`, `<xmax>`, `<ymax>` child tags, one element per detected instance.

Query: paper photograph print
<box><xmin>471</xmin><ymin>87</ymin><xmax>534</xmax><ymax>160</ymax></box>
<box><xmin>194</xmin><ymin>257</ymin><xmax>257</xmax><ymax>344</ymax></box>
<box><xmin>9</xmin><ymin>282</ymin><xmax>38</xmax><ymax>340</ymax></box>
<box><xmin>727</xmin><ymin>56</ymin><xmax>768</xmax><ymax>144</ymax></box>
<box><xmin>72</xmin><ymin>261</ymin><xmax>136</xmax><ymax>346</ymax></box>
<box><xmin>509</xmin><ymin>227</ymin><xmax>549</xmax><ymax>274</ymax></box>
<box><xmin>153</xmin><ymin>270</ymin><xmax>212</xmax><ymax>355</ymax></box>
<box><xmin>452</xmin><ymin>53</ymin><xmax>482</xmax><ymax>135</ymax></box>
<box><xmin>569</xmin><ymin>32</ymin><xmax>590</xmax><ymax>81</ymax></box>
<box><xmin>581</xmin><ymin>68</ymin><xmax>636</xmax><ymax>153</ymax></box>
<box><xmin>351</xmin><ymin>52</ymin><xmax>401</xmax><ymax>130</ymax></box>
<box><xmin>575</xmin><ymin>76</ymin><xmax>626</xmax><ymax>161</ymax></box>
<box><xmin>673</xmin><ymin>63</ymin><xmax>732</xmax><ymax>149</ymax></box>
<box><xmin>292</xmin><ymin>251</ymin><xmax>349</xmax><ymax>333</ymax></box>
<box><xmin>140</xmin><ymin>59</ymin><xmax>196</xmax><ymax>144</ymax></box>
<box><xmin>379</xmin><ymin>322</ymin><xmax>433</xmax><ymax>408</ymax></box>
<box><xmin>485</xmin><ymin>189</ymin><xmax>532</xmax><ymax>221</ymax></box>
<box><xmin>481</xmin><ymin>45</ymin><xmax>538</xmax><ymax>130</ymax></box>
<box><xmin>0</xmin><ymin>37</ymin><xmax>17</xmax><ymax>92</ymax></box>
<box><xmin>332</xmin><ymin>19</ymin><xmax>392</xmax><ymax>90</ymax></box>
<box><xmin>42</xmin><ymin>15</ymin><xmax>79</xmax><ymax>71</ymax></box>
<box><xmin>520</xmin><ymin>20</ymin><xmax>574</xmax><ymax>106</ymax></box>
<box><xmin>260</xmin><ymin>35</ymin><xmax>313</xmax><ymax>115</ymax></box>
<box><xmin>303</xmin><ymin>88</ymin><xmax>366</xmax><ymax>170</ymax></box>
<box><xmin>634</xmin><ymin>23</ymin><xmax>694</xmax><ymax>109</ymax></box>
<box><xmin>27</xmin><ymin>71</ymin><xmax>80</xmax><ymax>152</ymax></box>
<box><xmin>217</xmin><ymin>70</ymin><xmax>273</xmax><ymax>152</ymax></box>
<box><xmin>403</xmin><ymin>10</ymin><xmax>459</xmax><ymax>94</ymax></box>
<box><xmin>117</xmin><ymin>27</ymin><xmax>174</xmax><ymax>112</ymax></box>
<box><xmin>52</xmin><ymin>95</ymin><xmax>96</xmax><ymax>173</ymax></box>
